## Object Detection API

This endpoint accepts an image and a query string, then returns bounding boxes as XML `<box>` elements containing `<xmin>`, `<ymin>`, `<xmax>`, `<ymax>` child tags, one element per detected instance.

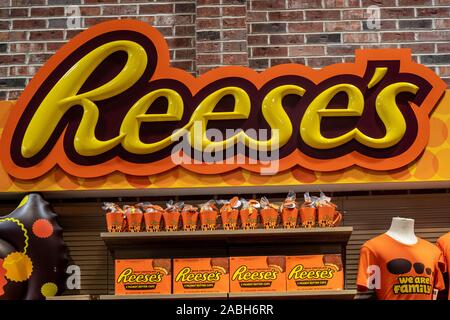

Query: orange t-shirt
<box><xmin>357</xmin><ymin>233</ymin><xmax>445</xmax><ymax>300</ymax></box>
<box><xmin>436</xmin><ymin>232</ymin><xmax>450</xmax><ymax>299</ymax></box>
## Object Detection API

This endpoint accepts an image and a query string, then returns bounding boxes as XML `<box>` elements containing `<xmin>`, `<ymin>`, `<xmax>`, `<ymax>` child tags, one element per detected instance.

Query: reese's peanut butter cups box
<box><xmin>115</xmin><ymin>259</ymin><xmax>171</xmax><ymax>295</ymax></box>
<box><xmin>173</xmin><ymin>258</ymin><xmax>229</xmax><ymax>294</ymax></box>
<box><xmin>286</xmin><ymin>255</ymin><xmax>344</xmax><ymax>291</ymax></box>
<box><xmin>229</xmin><ymin>256</ymin><xmax>286</xmax><ymax>292</ymax></box>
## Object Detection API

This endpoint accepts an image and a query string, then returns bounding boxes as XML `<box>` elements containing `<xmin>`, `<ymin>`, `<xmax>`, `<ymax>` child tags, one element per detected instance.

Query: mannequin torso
<box><xmin>385</xmin><ymin>217</ymin><xmax>418</xmax><ymax>245</ymax></box>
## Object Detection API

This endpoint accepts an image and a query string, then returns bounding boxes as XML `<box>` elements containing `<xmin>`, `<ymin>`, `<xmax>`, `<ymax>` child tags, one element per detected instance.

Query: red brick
<box><xmin>175</xmin><ymin>49</ymin><xmax>195</xmax><ymax>60</ymax></box>
<box><xmin>197</xmin><ymin>0</ymin><xmax>220</xmax><ymax>4</ymax></box>
<box><xmin>30</xmin><ymin>30</ymin><xmax>63</xmax><ymax>41</ymax></box>
<box><xmin>439</xmin><ymin>66</ymin><xmax>450</xmax><ymax>76</ymax></box>
<box><xmin>173</xmin><ymin>15</ymin><xmax>194</xmax><ymax>25</ymax></box>
<box><xmin>343</xmin><ymin>33</ymin><xmax>379</xmax><ymax>43</ymax></box>
<box><xmin>46</xmin><ymin>42</ymin><xmax>64</xmax><ymax>51</ymax></box>
<box><xmin>103</xmin><ymin>5</ymin><xmax>137</xmax><ymax>15</ymax></box>
<box><xmin>436</xmin><ymin>0</ymin><xmax>450</xmax><ymax>4</ymax></box>
<box><xmin>398</xmin><ymin>0</ymin><xmax>432</xmax><ymax>4</ymax></box>
<box><xmin>270</xmin><ymin>34</ymin><xmax>304</xmax><ymax>45</ymax></box>
<box><xmin>8</xmin><ymin>90</ymin><xmax>24</xmax><ymax>100</ymax></box>
<box><xmin>437</xmin><ymin>43</ymin><xmax>450</xmax><ymax>53</ymax></box>
<box><xmin>249</xmin><ymin>59</ymin><xmax>269</xmax><ymax>70</ymax></box>
<box><xmin>0</xmin><ymin>32</ymin><xmax>27</xmax><ymax>41</ymax></box>
<box><xmin>140</xmin><ymin>4</ymin><xmax>173</xmax><ymax>14</ymax></box>
<box><xmin>0</xmin><ymin>21</ymin><xmax>9</xmax><ymax>30</ymax></box>
<box><xmin>167</xmin><ymin>38</ymin><xmax>193</xmax><ymax>48</ymax></box>
<box><xmin>361</xmin><ymin>0</ymin><xmax>397</xmax><ymax>6</ymax></box>
<box><xmin>327</xmin><ymin>45</ymin><xmax>359</xmax><ymax>55</ymax></box>
<box><xmin>268</xmin><ymin>11</ymin><xmax>303</xmax><ymax>21</ymax></box>
<box><xmin>223</xmin><ymin>41</ymin><xmax>246</xmax><ymax>52</ymax></box>
<box><xmin>175</xmin><ymin>25</ymin><xmax>195</xmax><ymax>36</ymax></box>
<box><xmin>29</xmin><ymin>53</ymin><xmax>52</xmax><ymax>64</ymax></box>
<box><xmin>155</xmin><ymin>16</ymin><xmax>176</xmax><ymax>26</ymax></box>
<box><xmin>223</xmin><ymin>53</ymin><xmax>248</xmax><ymax>65</ymax></box>
<box><xmin>436</xmin><ymin>19</ymin><xmax>450</xmax><ymax>29</ymax></box>
<box><xmin>306</xmin><ymin>57</ymin><xmax>343</xmax><ymax>68</ymax></box>
<box><xmin>197</xmin><ymin>6</ymin><xmax>220</xmax><ymax>17</ymax></box>
<box><xmin>252</xmin><ymin>0</ymin><xmax>286</xmax><ymax>10</ymax></box>
<box><xmin>417</xmin><ymin>8</ymin><xmax>450</xmax><ymax>17</ymax></box>
<box><xmin>381</xmin><ymin>8</ymin><xmax>414</xmax><ymax>19</ymax></box>
<box><xmin>197</xmin><ymin>42</ymin><xmax>221</xmax><ymax>53</ymax></box>
<box><xmin>289</xmin><ymin>46</ymin><xmax>325</xmax><ymax>56</ymax></box>
<box><xmin>80</xmin><ymin>7</ymin><xmax>101</xmax><ymax>16</ymax></box>
<box><xmin>399</xmin><ymin>43</ymin><xmax>434</xmax><ymax>54</ymax></box>
<box><xmin>198</xmin><ymin>66</ymin><xmax>216</xmax><ymax>74</ymax></box>
<box><xmin>84</xmin><ymin>0</ymin><xmax>116</xmax><ymax>3</ymax></box>
<box><xmin>347</xmin><ymin>0</ymin><xmax>360</xmax><ymax>6</ymax></box>
<box><xmin>325</xmin><ymin>21</ymin><xmax>361</xmax><ymax>32</ymax></box>
<box><xmin>381</xmin><ymin>32</ymin><xmax>415</xmax><ymax>42</ymax></box>
<box><xmin>175</xmin><ymin>3</ymin><xmax>196</xmax><ymax>14</ymax></box>
<box><xmin>14</xmin><ymin>0</ymin><xmax>45</xmax><ymax>4</ymax></box>
<box><xmin>84</xmin><ymin>17</ymin><xmax>113</xmax><ymax>27</ymax></box>
<box><xmin>417</xmin><ymin>31</ymin><xmax>450</xmax><ymax>41</ymax></box>
<box><xmin>253</xmin><ymin>47</ymin><xmax>288</xmax><ymax>58</ymax></box>
<box><xmin>288</xmin><ymin>22</ymin><xmax>323</xmax><ymax>33</ymax></box>
<box><xmin>324</xmin><ymin>0</ymin><xmax>346</xmax><ymax>7</ymax></box>
<box><xmin>342</xmin><ymin>9</ymin><xmax>365</xmax><ymax>20</ymax></box>
<box><xmin>9</xmin><ymin>43</ymin><xmax>46</xmax><ymax>53</ymax></box>
<box><xmin>251</xmin><ymin>23</ymin><xmax>286</xmax><ymax>34</ymax></box>
<box><xmin>197</xmin><ymin>54</ymin><xmax>221</xmax><ymax>65</ymax></box>
<box><xmin>248</xmin><ymin>35</ymin><xmax>268</xmax><ymax>45</ymax></box>
<box><xmin>287</xmin><ymin>0</ymin><xmax>322</xmax><ymax>8</ymax></box>
<box><xmin>271</xmin><ymin>58</ymin><xmax>305</xmax><ymax>66</ymax></box>
<box><xmin>66</xmin><ymin>30</ymin><xmax>83</xmax><ymax>39</ymax></box>
<box><xmin>155</xmin><ymin>27</ymin><xmax>173</xmax><ymax>37</ymax></box>
<box><xmin>223</xmin><ymin>29</ymin><xmax>246</xmax><ymax>40</ymax></box>
<box><xmin>223</xmin><ymin>6</ymin><xmax>246</xmax><ymax>17</ymax></box>
<box><xmin>10</xmin><ymin>8</ymin><xmax>29</xmax><ymax>17</ymax></box>
<box><xmin>31</xmin><ymin>7</ymin><xmax>65</xmax><ymax>16</ymax></box>
<box><xmin>305</xmin><ymin>10</ymin><xmax>340</xmax><ymax>21</ymax></box>
<box><xmin>13</xmin><ymin>19</ymin><xmax>45</xmax><ymax>29</ymax></box>
<box><xmin>197</xmin><ymin>18</ymin><xmax>221</xmax><ymax>29</ymax></box>
<box><xmin>247</xmin><ymin>11</ymin><xmax>267</xmax><ymax>22</ymax></box>
<box><xmin>0</xmin><ymin>55</ymin><xmax>26</xmax><ymax>64</ymax></box>
<box><xmin>0</xmin><ymin>67</ymin><xmax>7</xmax><ymax>77</ymax></box>
<box><xmin>223</xmin><ymin>17</ymin><xmax>246</xmax><ymax>29</ymax></box>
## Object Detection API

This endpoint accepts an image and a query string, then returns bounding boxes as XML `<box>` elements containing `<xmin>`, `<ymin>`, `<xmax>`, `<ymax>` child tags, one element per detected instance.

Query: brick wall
<box><xmin>0</xmin><ymin>0</ymin><xmax>449</xmax><ymax>100</ymax></box>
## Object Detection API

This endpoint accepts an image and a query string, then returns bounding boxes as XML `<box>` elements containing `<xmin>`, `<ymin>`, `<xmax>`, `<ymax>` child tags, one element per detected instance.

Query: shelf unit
<box><xmin>101</xmin><ymin>227</ymin><xmax>354</xmax><ymax>300</ymax></box>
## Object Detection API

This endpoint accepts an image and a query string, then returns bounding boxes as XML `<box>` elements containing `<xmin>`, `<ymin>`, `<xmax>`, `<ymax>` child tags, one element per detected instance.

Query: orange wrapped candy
<box><xmin>316</xmin><ymin>192</ymin><xmax>342</xmax><ymax>228</ymax></box>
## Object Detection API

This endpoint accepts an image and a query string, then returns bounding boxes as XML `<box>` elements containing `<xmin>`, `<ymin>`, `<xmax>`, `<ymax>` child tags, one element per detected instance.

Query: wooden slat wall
<box><xmin>0</xmin><ymin>191</ymin><xmax>449</xmax><ymax>296</ymax></box>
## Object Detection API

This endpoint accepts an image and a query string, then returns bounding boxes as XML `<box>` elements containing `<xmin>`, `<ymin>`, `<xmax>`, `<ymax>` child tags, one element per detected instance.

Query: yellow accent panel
<box><xmin>17</xmin><ymin>195</ymin><xmax>28</xmax><ymax>209</ymax></box>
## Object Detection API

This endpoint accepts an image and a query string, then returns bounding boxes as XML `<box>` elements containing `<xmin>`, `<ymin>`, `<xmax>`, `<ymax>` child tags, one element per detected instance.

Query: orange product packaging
<box><xmin>229</xmin><ymin>256</ymin><xmax>286</xmax><ymax>292</ymax></box>
<box><xmin>218</xmin><ymin>197</ymin><xmax>241</xmax><ymax>230</ymax></box>
<box><xmin>115</xmin><ymin>259</ymin><xmax>172</xmax><ymax>295</ymax></box>
<box><xmin>181</xmin><ymin>204</ymin><xmax>199</xmax><ymax>231</ymax></box>
<box><xmin>239</xmin><ymin>199</ymin><xmax>260</xmax><ymax>230</ymax></box>
<box><xmin>259</xmin><ymin>197</ymin><xmax>279</xmax><ymax>229</ymax></box>
<box><xmin>286</xmin><ymin>255</ymin><xmax>344</xmax><ymax>291</ymax></box>
<box><xmin>139</xmin><ymin>202</ymin><xmax>164</xmax><ymax>232</ymax></box>
<box><xmin>199</xmin><ymin>200</ymin><xmax>218</xmax><ymax>231</ymax></box>
<box><xmin>123</xmin><ymin>205</ymin><xmax>143</xmax><ymax>232</ymax></box>
<box><xmin>173</xmin><ymin>258</ymin><xmax>229</xmax><ymax>294</ymax></box>
<box><xmin>281</xmin><ymin>191</ymin><xmax>299</xmax><ymax>229</ymax></box>
<box><xmin>163</xmin><ymin>200</ymin><xmax>183</xmax><ymax>231</ymax></box>
<box><xmin>103</xmin><ymin>202</ymin><xmax>126</xmax><ymax>232</ymax></box>
<box><xmin>316</xmin><ymin>192</ymin><xmax>342</xmax><ymax>227</ymax></box>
